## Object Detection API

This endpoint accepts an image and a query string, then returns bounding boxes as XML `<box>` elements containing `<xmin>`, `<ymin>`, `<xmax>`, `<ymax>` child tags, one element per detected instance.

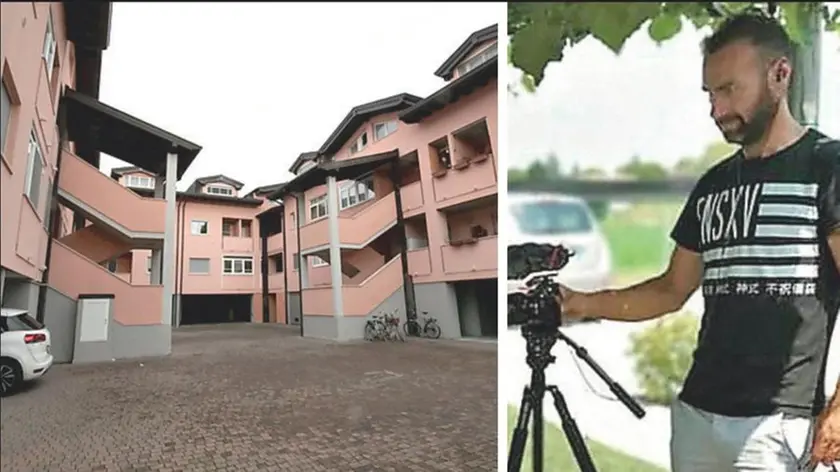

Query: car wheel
<box><xmin>0</xmin><ymin>358</ymin><xmax>22</xmax><ymax>397</ymax></box>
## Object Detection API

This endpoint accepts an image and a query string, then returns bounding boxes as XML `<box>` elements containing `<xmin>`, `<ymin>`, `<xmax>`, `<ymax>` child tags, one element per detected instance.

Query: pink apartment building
<box><xmin>105</xmin><ymin>24</ymin><xmax>499</xmax><ymax>341</ymax></box>
<box><xmin>1</xmin><ymin>2</ymin><xmax>203</xmax><ymax>364</ymax></box>
<box><xmin>255</xmin><ymin>24</ymin><xmax>500</xmax><ymax>340</ymax></box>
<box><xmin>108</xmin><ymin>169</ymin><xmax>273</xmax><ymax>326</ymax></box>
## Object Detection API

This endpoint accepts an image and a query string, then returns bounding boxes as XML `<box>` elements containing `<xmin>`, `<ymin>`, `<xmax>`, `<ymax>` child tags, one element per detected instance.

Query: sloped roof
<box><xmin>433</xmin><ymin>24</ymin><xmax>497</xmax><ymax>81</ymax></box>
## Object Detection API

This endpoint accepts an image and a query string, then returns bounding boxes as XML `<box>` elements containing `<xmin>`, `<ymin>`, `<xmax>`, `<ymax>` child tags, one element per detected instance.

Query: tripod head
<box><xmin>507</xmin><ymin>243</ymin><xmax>574</xmax><ymax>330</ymax></box>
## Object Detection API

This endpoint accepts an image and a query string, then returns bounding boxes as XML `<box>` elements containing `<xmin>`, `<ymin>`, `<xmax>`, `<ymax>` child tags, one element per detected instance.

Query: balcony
<box><xmin>57</xmin><ymin>150</ymin><xmax>166</xmax><ymax>239</ymax></box>
<box><xmin>266</xmin><ymin>233</ymin><xmax>284</xmax><ymax>255</ymax></box>
<box><xmin>268</xmin><ymin>272</ymin><xmax>285</xmax><ymax>290</ymax></box>
<box><xmin>440</xmin><ymin>235</ymin><xmax>497</xmax><ymax>277</ymax></box>
<box><xmin>406</xmin><ymin>248</ymin><xmax>431</xmax><ymax>276</ymax></box>
<box><xmin>299</xmin><ymin>181</ymin><xmax>423</xmax><ymax>253</ymax></box>
<box><xmin>222</xmin><ymin>236</ymin><xmax>255</xmax><ymax>253</ymax></box>
<box><xmin>302</xmin><ymin>254</ymin><xmax>403</xmax><ymax>316</ymax></box>
<box><xmin>432</xmin><ymin>153</ymin><xmax>497</xmax><ymax>206</ymax></box>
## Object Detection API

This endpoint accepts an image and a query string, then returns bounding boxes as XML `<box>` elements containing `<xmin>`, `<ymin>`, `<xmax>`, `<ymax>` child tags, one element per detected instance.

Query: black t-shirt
<box><xmin>671</xmin><ymin>128</ymin><xmax>840</xmax><ymax>418</ymax></box>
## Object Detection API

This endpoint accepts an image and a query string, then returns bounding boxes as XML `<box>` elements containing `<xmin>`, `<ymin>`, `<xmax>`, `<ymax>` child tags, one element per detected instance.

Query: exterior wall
<box><xmin>1</xmin><ymin>2</ymin><xmax>75</xmax><ymax>281</ymax></box>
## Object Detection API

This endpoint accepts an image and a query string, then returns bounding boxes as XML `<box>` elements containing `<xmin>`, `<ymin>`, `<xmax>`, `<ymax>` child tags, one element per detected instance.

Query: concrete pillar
<box><xmin>150</xmin><ymin>177</ymin><xmax>164</xmax><ymax>284</ymax></box>
<box><xmin>161</xmin><ymin>150</ymin><xmax>178</xmax><ymax>326</ymax></box>
<box><xmin>326</xmin><ymin>175</ymin><xmax>343</xmax><ymax>318</ymax></box>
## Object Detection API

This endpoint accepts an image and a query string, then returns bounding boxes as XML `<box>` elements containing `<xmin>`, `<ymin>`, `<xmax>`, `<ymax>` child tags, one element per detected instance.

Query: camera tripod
<box><xmin>507</xmin><ymin>324</ymin><xmax>646</xmax><ymax>472</ymax></box>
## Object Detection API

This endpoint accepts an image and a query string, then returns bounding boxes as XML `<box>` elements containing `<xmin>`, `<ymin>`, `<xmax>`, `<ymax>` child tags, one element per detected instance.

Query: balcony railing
<box><xmin>432</xmin><ymin>153</ymin><xmax>496</xmax><ymax>205</ymax></box>
<box><xmin>302</xmin><ymin>254</ymin><xmax>403</xmax><ymax>316</ymax></box>
<box><xmin>299</xmin><ymin>181</ymin><xmax>423</xmax><ymax>252</ymax></box>
<box><xmin>440</xmin><ymin>235</ymin><xmax>498</xmax><ymax>275</ymax></box>
<box><xmin>58</xmin><ymin>150</ymin><xmax>165</xmax><ymax>235</ymax></box>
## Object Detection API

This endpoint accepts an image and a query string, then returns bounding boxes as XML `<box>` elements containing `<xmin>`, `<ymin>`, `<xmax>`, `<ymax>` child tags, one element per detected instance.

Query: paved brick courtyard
<box><xmin>0</xmin><ymin>324</ymin><xmax>497</xmax><ymax>471</ymax></box>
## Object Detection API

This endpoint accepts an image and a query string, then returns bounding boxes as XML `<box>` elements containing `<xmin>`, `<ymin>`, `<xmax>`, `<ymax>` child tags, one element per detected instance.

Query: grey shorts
<box><xmin>670</xmin><ymin>399</ymin><xmax>837</xmax><ymax>472</ymax></box>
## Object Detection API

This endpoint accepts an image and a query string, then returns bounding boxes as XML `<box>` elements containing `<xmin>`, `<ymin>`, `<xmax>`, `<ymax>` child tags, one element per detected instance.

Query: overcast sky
<box><xmin>96</xmin><ymin>2</ymin><xmax>503</xmax><ymax>191</ymax></box>
<box><xmin>508</xmin><ymin>21</ymin><xmax>840</xmax><ymax>172</ymax></box>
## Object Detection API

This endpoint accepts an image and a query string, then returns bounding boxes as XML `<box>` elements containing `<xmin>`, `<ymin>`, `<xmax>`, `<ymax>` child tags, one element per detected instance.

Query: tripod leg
<box><xmin>547</xmin><ymin>385</ymin><xmax>598</xmax><ymax>472</ymax></box>
<box><xmin>508</xmin><ymin>386</ymin><xmax>534</xmax><ymax>472</ymax></box>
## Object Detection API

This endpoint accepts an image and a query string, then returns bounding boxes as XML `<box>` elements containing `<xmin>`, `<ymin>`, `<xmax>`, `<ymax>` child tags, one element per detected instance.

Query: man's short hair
<box><xmin>702</xmin><ymin>12</ymin><xmax>794</xmax><ymax>61</ymax></box>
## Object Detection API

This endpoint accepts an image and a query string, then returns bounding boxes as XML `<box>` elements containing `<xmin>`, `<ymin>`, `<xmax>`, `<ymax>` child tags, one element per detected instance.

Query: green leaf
<box><xmin>649</xmin><ymin>11</ymin><xmax>684</xmax><ymax>43</ymax></box>
<box><xmin>510</xmin><ymin>22</ymin><xmax>568</xmax><ymax>86</ymax></box>
<box><xmin>580</xmin><ymin>3</ymin><xmax>662</xmax><ymax>54</ymax></box>
<box><xmin>781</xmin><ymin>2</ymin><xmax>807</xmax><ymax>45</ymax></box>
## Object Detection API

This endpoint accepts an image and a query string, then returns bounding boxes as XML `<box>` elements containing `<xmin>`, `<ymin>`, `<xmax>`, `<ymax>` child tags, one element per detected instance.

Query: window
<box><xmin>272</xmin><ymin>254</ymin><xmax>284</xmax><ymax>273</ymax></box>
<box><xmin>42</xmin><ymin>11</ymin><xmax>57</xmax><ymax>81</ymax></box>
<box><xmin>24</xmin><ymin>130</ymin><xmax>43</xmax><ymax>209</ymax></box>
<box><xmin>339</xmin><ymin>176</ymin><xmax>375</xmax><ymax>210</ymax></box>
<box><xmin>456</xmin><ymin>42</ymin><xmax>498</xmax><ymax>77</ymax></box>
<box><xmin>311</xmin><ymin>256</ymin><xmax>328</xmax><ymax>267</ymax></box>
<box><xmin>127</xmin><ymin>175</ymin><xmax>155</xmax><ymax>189</ymax></box>
<box><xmin>206</xmin><ymin>185</ymin><xmax>233</xmax><ymax>196</ymax></box>
<box><xmin>223</xmin><ymin>256</ymin><xmax>253</xmax><ymax>275</ymax></box>
<box><xmin>188</xmin><ymin>258</ymin><xmax>210</xmax><ymax>274</ymax></box>
<box><xmin>222</xmin><ymin>218</ymin><xmax>237</xmax><ymax>237</ymax></box>
<box><xmin>0</xmin><ymin>312</ymin><xmax>44</xmax><ymax>333</ymax></box>
<box><xmin>510</xmin><ymin>201</ymin><xmax>594</xmax><ymax>236</ymax></box>
<box><xmin>374</xmin><ymin>120</ymin><xmax>398</xmax><ymax>141</ymax></box>
<box><xmin>241</xmin><ymin>220</ymin><xmax>252</xmax><ymax>238</ymax></box>
<box><xmin>1</xmin><ymin>81</ymin><xmax>11</xmax><ymax>152</ymax></box>
<box><xmin>293</xmin><ymin>253</ymin><xmax>300</xmax><ymax>271</ymax></box>
<box><xmin>309</xmin><ymin>195</ymin><xmax>327</xmax><ymax>221</ymax></box>
<box><xmin>191</xmin><ymin>220</ymin><xmax>208</xmax><ymax>235</ymax></box>
<box><xmin>349</xmin><ymin>132</ymin><xmax>368</xmax><ymax>155</ymax></box>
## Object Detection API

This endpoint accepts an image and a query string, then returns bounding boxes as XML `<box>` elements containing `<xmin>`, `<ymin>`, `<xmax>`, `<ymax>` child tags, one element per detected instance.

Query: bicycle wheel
<box><xmin>403</xmin><ymin>319</ymin><xmax>421</xmax><ymax>337</ymax></box>
<box><xmin>424</xmin><ymin>321</ymin><xmax>442</xmax><ymax>339</ymax></box>
<box><xmin>364</xmin><ymin>321</ymin><xmax>376</xmax><ymax>341</ymax></box>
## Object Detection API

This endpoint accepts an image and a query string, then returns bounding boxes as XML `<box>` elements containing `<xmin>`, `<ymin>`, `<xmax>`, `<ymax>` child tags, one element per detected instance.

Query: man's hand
<box><xmin>555</xmin><ymin>285</ymin><xmax>588</xmax><ymax>321</ymax></box>
<box><xmin>810</xmin><ymin>405</ymin><xmax>840</xmax><ymax>467</ymax></box>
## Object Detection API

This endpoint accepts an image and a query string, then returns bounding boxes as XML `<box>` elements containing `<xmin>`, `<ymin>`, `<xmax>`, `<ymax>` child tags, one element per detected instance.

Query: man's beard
<box><xmin>718</xmin><ymin>88</ymin><xmax>779</xmax><ymax>146</ymax></box>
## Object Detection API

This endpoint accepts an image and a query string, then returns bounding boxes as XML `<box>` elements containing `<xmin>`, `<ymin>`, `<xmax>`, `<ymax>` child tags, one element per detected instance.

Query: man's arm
<box><xmin>559</xmin><ymin>245</ymin><xmax>704</xmax><ymax>322</ymax></box>
<box><xmin>827</xmin><ymin>230</ymin><xmax>840</xmax><ymax>410</ymax></box>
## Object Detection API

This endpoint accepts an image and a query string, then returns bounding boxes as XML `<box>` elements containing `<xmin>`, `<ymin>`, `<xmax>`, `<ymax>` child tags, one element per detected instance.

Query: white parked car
<box><xmin>1</xmin><ymin>308</ymin><xmax>54</xmax><ymax>396</ymax></box>
<box><xmin>507</xmin><ymin>192</ymin><xmax>613</xmax><ymax>317</ymax></box>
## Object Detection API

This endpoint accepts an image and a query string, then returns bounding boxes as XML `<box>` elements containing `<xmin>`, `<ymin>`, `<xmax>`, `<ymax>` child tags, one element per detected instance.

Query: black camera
<box><xmin>507</xmin><ymin>243</ymin><xmax>574</xmax><ymax>329</ymax></box>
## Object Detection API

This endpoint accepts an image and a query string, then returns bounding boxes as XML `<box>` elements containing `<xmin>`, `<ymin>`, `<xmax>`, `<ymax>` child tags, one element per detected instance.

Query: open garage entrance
<box><xmin>180</xmin><ymin>294</ymin><xmax>253</xmax><ymax>325</ymax></box>
<box><xmin>454</xmin><ymin>278</ymin><xmax>498</xmax><ymax>339</ymax></box>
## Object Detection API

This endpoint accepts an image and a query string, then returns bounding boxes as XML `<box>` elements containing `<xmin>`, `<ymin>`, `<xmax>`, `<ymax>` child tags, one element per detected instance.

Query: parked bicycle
<box><xmin>364</xmin><ymin>309</ymin><xmax>405</xmax><ymax>342</ymax></box>
<box><xmin>364</xmin><ymin>313</ymin><xmax>388</xmax><ymax>341</ymax></box>
<box><xmin>403</xmin><ymin>310</ymin><xmax>442</xmax><ymax>339</ymax></box>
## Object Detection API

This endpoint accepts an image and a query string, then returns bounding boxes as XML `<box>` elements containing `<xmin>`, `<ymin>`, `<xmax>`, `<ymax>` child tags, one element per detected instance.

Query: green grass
<box><xmin>506</xmin><ymin>406</ymin><xmax>667</xmax><ymax>472</ymax></box>
<box><xmin>600</xmin><ymin>203</ymin><xmax>683</xmax><ymax>278</ymax></box>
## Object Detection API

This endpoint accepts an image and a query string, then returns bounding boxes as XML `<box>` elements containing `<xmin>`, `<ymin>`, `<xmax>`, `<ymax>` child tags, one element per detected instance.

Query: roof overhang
<box><xmin>318</xmin><ymin>94</ymin><xmax>421</xmax><ymax>156</ymax></box>
<box><xmin>268</xmin><ymin>149</ymin><xmax>400</xmax><ymax>200</ymax></box>
<box><xmin>434</xmin><ymin>24</ymin><xmax>497</xmax><ymax>80</ymax></box>
<box><xmin>61</xmin><ymin>88</ymin><xmax>203</xmax><ymax>180</ymax></box>
<box><xmin>400</xmin><ymin>56</ymin><xmax>497</xmax><ymax>124</ymax></box>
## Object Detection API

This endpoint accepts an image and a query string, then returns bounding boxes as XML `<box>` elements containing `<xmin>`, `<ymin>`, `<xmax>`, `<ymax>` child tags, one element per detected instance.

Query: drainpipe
<box><xmin>293</xmin><ymin>193</ymin><xmax>305</xmax><ymax>337</ymax></box>
<box><xmin>176</xmin><ymin>199</ymin><xmax>186</xmax><ymax>327</ymax></box>
<box><xmin>259</xmin><ymin>215</ymin><xmax>270</xmax><ymax>323</ymax></box>
<box><xmin>390</xmin><ymin>158</ymin><xmax>416</xmax><ymax>321</ymax></box>
<box><xmin>280</xmin><ymin>204</ymin><xmax>290</xmax><ymax>324</ymax></box>
<box><xmin>36</xmin><ymin>97</ymin><xmax>68</xmax><ymax>324</ymax></box>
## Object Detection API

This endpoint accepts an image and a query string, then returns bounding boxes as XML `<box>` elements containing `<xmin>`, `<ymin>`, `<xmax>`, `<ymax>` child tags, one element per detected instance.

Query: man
<box><xmin>556</xmin><ymin>12</ymin><xmax>840</xmax><ymax>472</ymax></box>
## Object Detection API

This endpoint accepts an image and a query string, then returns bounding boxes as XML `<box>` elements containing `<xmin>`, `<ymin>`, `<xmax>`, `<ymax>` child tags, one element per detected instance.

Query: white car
<box><xmin>507</xmin><ymin>192</ymin><xmax>613</xmax><ymax>310</ymax></box>
<box><xmin>1</xmin><ymin>308</ymin><xmax>54</xmax><ymax>396</ymax></box>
